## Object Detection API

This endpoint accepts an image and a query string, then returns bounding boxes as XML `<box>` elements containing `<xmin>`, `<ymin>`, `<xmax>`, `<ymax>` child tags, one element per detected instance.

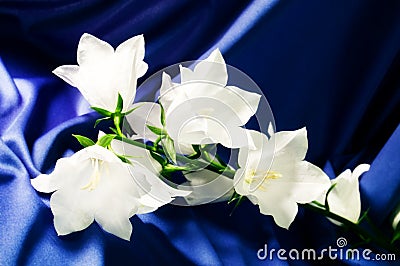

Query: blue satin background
<box><xmin>1</xmin><ymin>0</ymin><xmax>400</xmax><ymax>265</ymax></box>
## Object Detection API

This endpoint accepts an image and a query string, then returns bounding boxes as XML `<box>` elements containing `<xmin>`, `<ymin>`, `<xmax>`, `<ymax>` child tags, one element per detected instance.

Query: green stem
<box><xmin>114</xmin><ymin>135</ymin><xmax>154</xmax><ymax>150</ymax></box>
<box><xmin>113</xmin><ymin>115</ymin><xmax>123</xmax><ymax>137</ymax></box>
<box><xmin>163</xmin><ymin>164</ymin><xmax>191</xmax><ymax>172</ymax></box>
<box><xmin>215</xmin><ymin>153</ymin><xmax>228</xmax><ymax>167</ymax></box>
<box><xmin>199</xmin><ymin>150</ymin><xmax>235</xmax><ymax>177</ymax></box>
<box><xmin>153</xmin><ymin>136</ymin><xmax>162</xmax><ymax>148</ymax></box>
<box><xmin>115</xmin><ymin>135</ymin><xmax>236</xmax><ymax>178</ymax></box>
<box><xmin>203</xmin><ymin>151</ymin><xmax>225</xmax><ymax>169</ymax></box>
<box><xmin>303</xmin><ymin>203</ymin><xmax>399</xmax><ymax>254</ymax></box>
<box><xmin>117</xmin><ymin>134</ymin><xmax>397</xmax><ymax>253</ymax></box>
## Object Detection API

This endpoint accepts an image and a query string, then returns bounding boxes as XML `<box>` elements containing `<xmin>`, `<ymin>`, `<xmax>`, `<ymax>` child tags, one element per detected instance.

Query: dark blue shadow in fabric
<box><xmin>1</xmin><ymin>0</ymin><xmax>400</xmax><ymax>265</ymax></box>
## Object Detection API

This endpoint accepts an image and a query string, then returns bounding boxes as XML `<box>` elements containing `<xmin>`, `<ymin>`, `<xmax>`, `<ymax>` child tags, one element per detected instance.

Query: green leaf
<box><xmin>147</xmin><ymin>124</ymin><xmax>164</xmax><ymax>135</ymax></box>
<box><xmin>109</xmin><ymin>127</ymin><xmax>119</xmax><ymax>135</ymax></box>
<box><xmin>162</xmin><ymin>135</ymin><xmax>176</xmax><ymax>163</ymax></box>
<box><xmin>392</xmin><ymin>229</ymin><xmax>400</xmax><ymax>244</ymax></box>
<box><xmin>123</xmin><ymin>104</ymin><xmax>143</xmax><ymax>116</ymax></box>
<box><xmin>91</xmin><ymin>106</ymin><xmax>112</xmax><ymax>117</ymax></box>
<box><xmin>186</xmin><ymin>144</ymin><xmax>201</xmax><ymax>159</ymax></box>
<box><xmin>192</xmin><ymin>144</ymin><xmax>201</xmax><ymax>153</ymax></box>
<box><xmin>72</xmin><ymin>134</ymin><xmax>95</xmax><ymax>148</ymax></box>
<box><xmin>357</xmin><ymin>209</ymin><xmax>370</xmax><ymax>224</ymax></box>
<box><xmin>392</xmin><ymin>222</ymin><xmax>400</xmax><ymax>244</ymax></box>
<box><xmin>229</xmin><ymin>194</ymin><xmax>245</xmax><ymax>216</ymax></box>
<box><xmin>115</xmin><ymin>93</ymin><xmax>123</xmax><ymax>113</ymax></box>
<box><xmin>228</xmin><ymin>191</ymin><xmax>242</xmax><ymax>204</ymax></box>
<box><xmin>116</xmin><ymin>154</ymin><xmax>131</xmax><ymax>164</ymax></box>
<box><xmin>324</xmin><ymin>183</ymin><xmax>337</xmax><ymax>211</ymax></box>
<box><xmin>94</xmin><ymin>117</ymin><xmax>110</xmax><ymax>128</ymax></box>
<box><xmin>96</xmin><ymin>134</ymin><xmax>117</xmax><ymax>147</ymax></box>
<box><xmin>163</xmin><ymin>164</ymin><xmax>190</xmax><ymax>172</ymax></box>
<box><xmin>150</xmin><ymin>150</ymin><xmax>167</xmax><ymax>166</ymax></box>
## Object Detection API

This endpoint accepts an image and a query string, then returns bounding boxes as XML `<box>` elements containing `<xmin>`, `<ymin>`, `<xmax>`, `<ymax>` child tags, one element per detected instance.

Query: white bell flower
<box><xmin>325</xmin><ymin>164</ymin><xmax>370</xmax><ymax>224</ymax></box>
<box><xmin>234</xmin><ymin>128</ymin><xmax>331</xmax><ymax>229</ymax></box>
<box><xmin>53</xmin><ymin>33</ymin><xmax>148</xmax><ymax>112</ymax></box>
<box><xmin>31</xmin><ymin>140</ymin><xmax>188</xmax><ymax>240</ymax></box>
<box><xmin>126</xmin><ymin>49</ymin><xmax>260</xmax><ymax>151</ymax></box>
<box><xmin>110</xmin><ymin>137</ymin><xmax>190</xmax><ymax>212</ymax></box>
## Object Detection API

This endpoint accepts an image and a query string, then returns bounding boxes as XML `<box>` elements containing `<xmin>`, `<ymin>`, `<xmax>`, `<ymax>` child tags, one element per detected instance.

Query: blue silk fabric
<box><xmin>1</xmin><ymin>1</ymin><xmax>400</xmax><ymax>265</ymax></box>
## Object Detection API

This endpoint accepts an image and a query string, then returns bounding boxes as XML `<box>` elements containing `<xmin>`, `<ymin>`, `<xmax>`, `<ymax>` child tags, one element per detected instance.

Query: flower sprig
<box><xmin>31</xmin><ymin>33</ymin><xmax>400</xmax><ymax>255</ymax></box>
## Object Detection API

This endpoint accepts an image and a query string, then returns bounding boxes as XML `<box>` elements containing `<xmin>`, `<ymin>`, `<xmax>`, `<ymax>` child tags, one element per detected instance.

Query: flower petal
<box><xmin>218</xmin><ymin>127</ymin><xmax>255</xmax><ymax>149</ymax></box>
<box><xmin>158</xmin><ymin>72</ymin><xmax>176</xmax><ymax>111</ymax></box>
<box><xmin>52</xmin><ymin>65</ymin><xmax>80</xmax><ymax>88</ymax></box>
<box><xmin>49</xmin><ymin>159</ymin><xmax>98</xmax><ymax>235</ymax></box>
<box><xmin>31</xmin><ymin>174</ymin><xmax>57</xmax><ymax>193</ymax></box>
<box><xmin>93</xmin><ymin>197</ymin><xmax>137</xmax><ymax>241</ymax></box>
<box><xmin>53</xmin><ymin>33</ymin><xmax>148</xmax><ymax>112</ymax></box>
<box><xmin>181</xmin><ymin>49</ymin><xmax>227</xmax><ymax>86</ymax></box>
<box><xmin>254</xmin><ymin>190</ymin><xmax>299</xmax><ymax>229</ymax></box>
<box><xmin>33</xmin><ymin>142</ymin><xmax>162</xmax><ymax>240</ymax></box>
<box><xmin>91</xmin><ymin>162</ymin><xmax>150</xmax><ymax>240</ymax></box>
<box><xmin>271</xmin><ymin>127</ymin><xmax>308</xmax><ymax>162</ymax></box>
<box><xmin>77</xmin><ymin>33</ymin><xmax>114</xmax><ymax>66</ymax></box>
<box><xmin>115</xmin><ymin>34</ymin><xmax>147</xmax><ymax>78</ymax></box>
<box><xmin>51</xmin><ymin>188</ymin><xmax>95</xmax><ymax>236</ymax></box>
<box><xmin>74</xmin><ymin>34</ymin><xmax>117</xmax><ymax>110</ymax></box>
<box><xmin>237</xmin><ymin>130</ymin><xmax>272</xmax><ymax>172</ymax></box>
<box><xmin>234</xmin><ymin>127</ymin><xmax>329</xmax><ymax>229</ymax></box>
<box><xmin>179</xmin><ymin>65</ymin><xmax>194</xmax><ymax>83</ymax></box>
<box><xmin>115</xmin><ymin>34</ymin><xmax>148</xmax><ymax>111</ymax></box>
<box><xmin>267</xmin><ymin>122</ymin><xmax>275</xmax><ymax>138</ymax></box>
<box><xmin>225</xmin><ymin>86</ymin><xmax>261</xmax><ymax>125</ymax></box>
<box><xmin>31</xmin><ymin>158</ymin><xmax>74</xmax><ymax>193</ymax></box>
<box><xmin>164</xmin><ymin>82</ymin><xmax>260</xmax><ymax>127</ymax></box>
<box><xmin>75</xmin><ymin>145</ymin><xmax>122</xmax><ymax>163</ymax></box>
<box><xmin>270</xmin><ymin>161</ymin><xmax>331</xmax><ymax>204</ymax></box>
<box><xmin>168</xmin><ymin>110</ymin><xmax>255</xmax><ymax>149</ymax></box>
<box><xmin>327</xmin><ymin>168</ymin><xmax>364</xmax><ymax>223</ymax></box>
<box><xmin>157</xmin><ymin>52</ymin><xmax>260</xmax><ymax>151</ymax></box>
<box><xmin>131</xmin><ymin>165</ymin><xmax>190</xmax><ymax>212</ymax></box>
<box><xmin>138</xmin><ymin>165</ymin><xmax>191</xmax><ymax>200</ymax></box>
<box><xmin>352</xmin><ymin>164</ymin><xmax>370</xmax><ymax>179</ymax></box>
<box><xmin>125</xmin><ymin>102</ymin><xmax>162</xmax><ymax>142</ymax></box>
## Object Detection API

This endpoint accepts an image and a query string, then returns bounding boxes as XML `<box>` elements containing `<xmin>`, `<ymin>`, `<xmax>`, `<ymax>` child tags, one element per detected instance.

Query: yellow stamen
<box><xmin>244</xmin><ymin>169</ymin><xmax>282</xmax><ymax>191</ymax></box>
<box><xmin>244</xmin><ymin>170</ymin><xmax>257</xmax><ymax>184</ymax></box>
<box><xmin>265</xmin><ymin>171</ymin><xmax>282</xmax><ymax>180</ymax></box>
<box><xmin>81</xmin><ymin>159</ymin><xmax>103</xmax><ymax>191</ymax></box>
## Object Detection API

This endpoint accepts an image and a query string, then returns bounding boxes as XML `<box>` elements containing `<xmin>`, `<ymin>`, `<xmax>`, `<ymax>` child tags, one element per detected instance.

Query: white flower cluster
<box><xmin>31</xmin><ymin>33</ymin><xmax>370</xmax><ymax>241</ymax></box>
